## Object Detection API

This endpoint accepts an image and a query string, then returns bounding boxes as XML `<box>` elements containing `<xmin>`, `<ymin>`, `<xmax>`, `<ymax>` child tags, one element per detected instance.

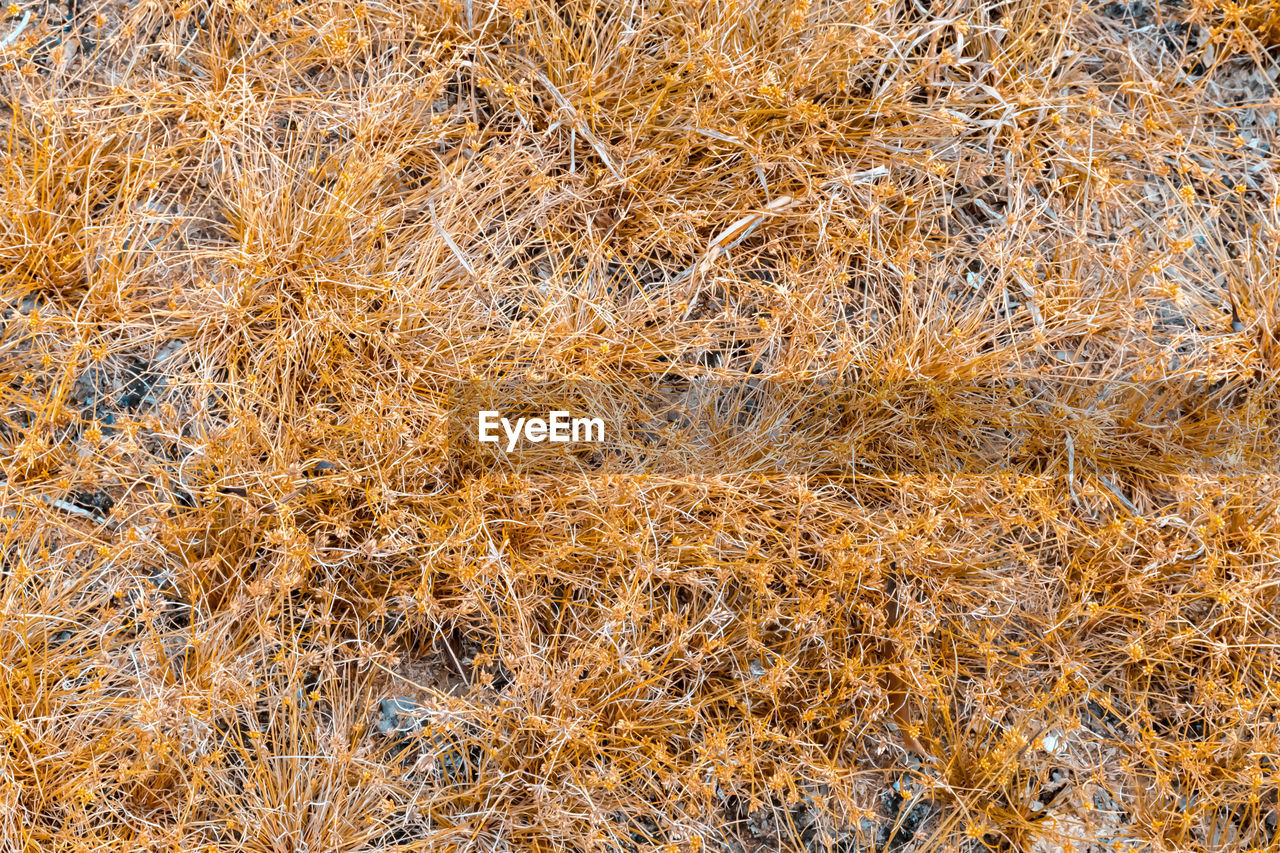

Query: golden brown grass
<box><xmin>1</xmin><ymin>0</ymin><xmax>1278</xmax><ymax>850</ymax></box>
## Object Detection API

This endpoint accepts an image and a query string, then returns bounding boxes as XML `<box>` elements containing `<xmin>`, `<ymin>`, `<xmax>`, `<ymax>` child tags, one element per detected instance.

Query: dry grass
<box><xmin>1</xmin><ymin>0</ymin><xmax>1279</xmax><ymax>850</ymax></box>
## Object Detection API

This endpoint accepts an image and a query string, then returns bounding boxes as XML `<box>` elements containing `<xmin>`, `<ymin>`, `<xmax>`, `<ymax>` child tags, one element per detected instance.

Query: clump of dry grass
<box><xmin>1194</xmin><ymin>0</ymin><xmax>1280</xmax><ymax>55</ymax></box>
<box><xmin>1</xmin><ymin>0</ymin><xmax>1278</xmax><ymax>850</ymax></box>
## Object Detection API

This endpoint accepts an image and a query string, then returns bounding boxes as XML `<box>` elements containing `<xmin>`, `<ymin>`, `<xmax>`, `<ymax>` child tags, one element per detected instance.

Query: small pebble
<box><xmin>376</xmin><ymin>697</ymin><xmax>424</xmax><ymax>736</ymax></box>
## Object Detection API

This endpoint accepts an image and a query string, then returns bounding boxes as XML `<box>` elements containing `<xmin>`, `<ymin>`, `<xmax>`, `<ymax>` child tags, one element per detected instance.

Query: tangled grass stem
<box><xmin>0</xmin><ymin>0</ymin><xmax>1278</xmax><ymax>850</ymax></box>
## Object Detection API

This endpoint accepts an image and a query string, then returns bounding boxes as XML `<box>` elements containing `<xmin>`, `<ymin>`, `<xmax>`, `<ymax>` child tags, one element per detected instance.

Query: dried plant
<box><xmin>1</xmin><ymin>0</ymin><xmax>1278</xmax><ymax>850</ymax></box>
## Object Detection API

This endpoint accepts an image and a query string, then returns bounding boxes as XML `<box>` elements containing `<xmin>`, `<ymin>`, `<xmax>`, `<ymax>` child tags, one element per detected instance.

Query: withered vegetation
<box><xmin>1</xmin><ymin>0</ymin><xmax>1279</xmax><ymax>850</ymax></box>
